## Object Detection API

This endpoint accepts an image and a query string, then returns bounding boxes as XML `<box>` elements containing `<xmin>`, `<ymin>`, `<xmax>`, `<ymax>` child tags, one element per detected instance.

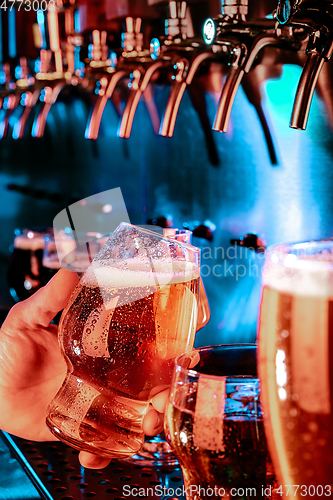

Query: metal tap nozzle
<box><xmin>32</xmin><ymin>0</ymin><xmax>82</xmax><ymax>138</ymax></box>
<box><xmin>276</xmin><ymin>0</ymin><xmax>333</xmax><ymax>130</ymax></box>
<box><xmin>86</xmin><ymin>16</ymin><xmax>162</xmax><ymax>140</ymax></box>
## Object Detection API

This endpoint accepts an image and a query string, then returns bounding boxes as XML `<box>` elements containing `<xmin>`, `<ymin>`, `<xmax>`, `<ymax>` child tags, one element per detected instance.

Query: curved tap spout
<box><xmin>12</xmin><ymin>88</ymin><xmax>41</xmax><ymax>140</ymax></box>
<box><xmin>0</xmin><ymin>94</ymin><xmax>21</xmax><ymax>139</ymax></box>
<box><xmin>118</xmin><ymin>60</ymin><xmax>167</xmax><ymax>139</ymax></box>
<box><xmin>85</xmin><ymin>70</ymin><xmax>128</xmax><ymax>140</ymax></box>
<box><xmin>277</xmin><ymin>0</ymin><xmax>333</xmax><ymax>129</ymax></box>
<box><xmin>160</xmin><ymin>51</ymin><xmax>213</xmax><ymax>137</ymax></box>
<box><xmin>213</xmin><ymin>33</ymin><xmax>278</xmax><ymax>133</ymax></box>
<box><xmin>31</xmin><ymin>82</ymin><xmax>66</xmax><ymax>138</ymax></box>
<box><xmin>290</xmin><ymin>52</ymin><xmax>325</xmax><ymax>129</ymax></box>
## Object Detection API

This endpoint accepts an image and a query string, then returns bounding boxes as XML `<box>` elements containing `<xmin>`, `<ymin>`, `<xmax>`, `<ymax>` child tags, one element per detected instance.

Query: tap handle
<box><xmin>122</xmin><ymin>17</ymin><xmax>143</xmax><ymax>52</ymax></box>
<box><xmin>166</xmin><ymin>1</ymin><xmax>188</xmax><ymax>38</ymax></box>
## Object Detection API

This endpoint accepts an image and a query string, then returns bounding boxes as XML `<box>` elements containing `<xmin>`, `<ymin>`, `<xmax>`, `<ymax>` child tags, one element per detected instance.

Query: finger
<box><xmin>78</xmin><ymin>451</ymin><xmax>111</xmax><ymax>469</ymax></box>
<box><xmin>151</xmin><ymin>388</ymin><xmax>170</xmax><ymax>414</ymax></box>
<box><xmin>149</xmin><ymin>385</ymin><xmax>169</xmax><ymax>399</ymax></box>
<box><xmin>15</xmin><ymin>269</ymin><xmax>79</xmax><ymax>328</ymax></box>
<box><xmin>142</xmin><ymin>408</ymin><xmax>164</xmax><ymax>436</ymax></box>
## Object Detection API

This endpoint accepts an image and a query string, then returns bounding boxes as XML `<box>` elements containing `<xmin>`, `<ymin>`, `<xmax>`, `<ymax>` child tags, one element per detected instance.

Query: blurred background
<box><xmin>1</xmin><ymin>0</ymin><xmax>333</xmax><ymax>345</ymax></box>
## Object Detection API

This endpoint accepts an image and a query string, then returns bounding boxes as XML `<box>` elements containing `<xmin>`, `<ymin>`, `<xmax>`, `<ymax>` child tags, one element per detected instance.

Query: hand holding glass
<box><xmin>46</xmin><ymin>223</ymin><xmax>200</xmax><ymax>459</ymax></box>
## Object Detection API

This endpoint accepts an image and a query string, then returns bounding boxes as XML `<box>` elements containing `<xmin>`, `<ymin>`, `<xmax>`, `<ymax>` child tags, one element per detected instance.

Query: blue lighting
<box><xmin>150</xmin><ymin>38</ymin><xmax>160</xmax><ymax>61</ymax></box>
<box><xmin>8</xmin><ymin>9</ymin><xmax>17</xmax><ymax>59</ymax></box>
<box><xmin>203</xmin><ymin>18</ymin><xmax>216</xmax><ymax>45</ymax></box>
<box><xmin>37</xmin><ymin>10</ymin><xmax>46</xmax><ymax>49</ymax></box>
<box><xmin>74</xmin><ymin>8</ymin><xmax>81</xmax><ymax>33</ymax></box>
<box><xmin>0</xmin><ymin>10</ymin><xmax>2</xmax><ymax>62</ymax></box>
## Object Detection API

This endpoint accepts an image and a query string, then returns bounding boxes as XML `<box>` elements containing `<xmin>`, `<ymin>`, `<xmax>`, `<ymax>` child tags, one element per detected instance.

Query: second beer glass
<box><xmin>46</xmin><ymin>222</ymin><xmax>200</xmax><ymax>459</ymax></box>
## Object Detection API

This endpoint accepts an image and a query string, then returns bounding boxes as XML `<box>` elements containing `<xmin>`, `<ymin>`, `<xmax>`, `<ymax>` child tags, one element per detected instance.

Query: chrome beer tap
<box><xmin>276</xmin><ymin>0</ymin><xmax>333</xmax><ymax>129</ymax></box>
<box><xmin>31</xmin><ymin>0</ymin><xmax>82</xmax><ymax>138</ymax></box>
<box><xmin>206</xmin><ymin>0</ymin><xmax>308</xmax><ymax>135</ymax></box>
<box><xmin>148</xmin><ymin>0</ymin><xmax>223</xmax><ymax>139</ymax></box>
<box><xmin>86</xmin><ymin>16</ymin><xmax>167</xmax><ymax>140</ymax></box>
<box><xmin>0</xmin><ymin>57</ymin><xmax>35</xmax><ymax>139</ymax></box>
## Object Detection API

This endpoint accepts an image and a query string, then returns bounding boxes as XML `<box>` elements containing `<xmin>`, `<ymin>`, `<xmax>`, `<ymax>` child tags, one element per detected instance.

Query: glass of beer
<box><xmin>46</xmin><ymin>222</ymin><xmax>200</xmax><ymax>459</ymax></box>
<box><xmin>258</xmin><ymin>240</ymin><xmax>333</xmax><ymax>498</ymax></box>
<box><xmin>7</xmin><ymin>229</ymin><xmax>47</xmax><ymax>302</ymax></box>
<box><xmin>165</xmin><ymin>344</ymin><xmax>275</xmax><ymax>500</ymax></box>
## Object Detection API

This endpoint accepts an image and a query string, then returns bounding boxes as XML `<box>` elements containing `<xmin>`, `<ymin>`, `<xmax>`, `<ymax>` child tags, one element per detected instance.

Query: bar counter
<box><xmin>0</xmin><ymin>431</ymin><xmax>185</xmax><ymax>500</ymax></box>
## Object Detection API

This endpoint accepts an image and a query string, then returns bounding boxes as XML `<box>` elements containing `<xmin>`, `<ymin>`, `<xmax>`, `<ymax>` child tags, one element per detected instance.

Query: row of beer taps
<box><xmin>1</xmin><ymin>0</ymin><xmax>333</xmax><ymax>163</ymax></box>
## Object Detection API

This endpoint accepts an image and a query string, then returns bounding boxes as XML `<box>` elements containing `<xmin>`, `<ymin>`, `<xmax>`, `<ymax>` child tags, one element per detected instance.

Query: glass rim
<box><xmin>174</xmin><ymin>343</ymin><xmax>257</xmax><ymax>380</ymax></box>
<box><xmin>266</xmin><ymin>238</ymin><xmax>333</xmax><ymax>270</ymax></box>
<box><xmin>118</xmin><ymin>222</ymin><xmax>200</xmax><ymax>255</ymax></box>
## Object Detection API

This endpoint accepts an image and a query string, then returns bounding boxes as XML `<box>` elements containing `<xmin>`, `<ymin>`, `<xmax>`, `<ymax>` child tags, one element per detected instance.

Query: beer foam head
<box><xmin>262</xmin><ymin>241</ymin><xmax>333</xmax><ymax>298</ymax></box>
<box><xmin>84</xmin><ymin>258</ymin><xmax>199</xmax><ymax>288</ymax></box>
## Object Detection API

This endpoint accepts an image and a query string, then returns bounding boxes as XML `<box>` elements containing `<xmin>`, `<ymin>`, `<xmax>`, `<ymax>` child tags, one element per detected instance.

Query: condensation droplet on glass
<box><xmin>301</xmin><ymin>433</ymin><xmax>312</xmax><ymax>443</ymax></box>
<box><xmin>307</xmin><ymin>421</ymin><xmax>318</xmax><ymax>433</ymax></box>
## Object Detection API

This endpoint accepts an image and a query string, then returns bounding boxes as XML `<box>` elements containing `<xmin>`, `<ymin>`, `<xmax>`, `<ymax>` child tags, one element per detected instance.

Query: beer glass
<box><xmin>258</xmin><ymin>240</ymin><xmax>333</xmax><ymax>498</ymax></box>
<box><xmin>41</xmin><ymin>231</ymin><xmax>108</xmax><ymax>283</ymax></box>
<box><xmin>165</xmin><ymin>345</ymin><xmax>274</xmax><ymax>500</ymax></box>
<box><xmin>7</xmin><ymin>229</ymin><xmax>47</xmax><ymax>302</ymax></box>
<box><xmin>46</xmin><ymin>222</ymin><xmax>200</xmax><ymax>459</ymax></box>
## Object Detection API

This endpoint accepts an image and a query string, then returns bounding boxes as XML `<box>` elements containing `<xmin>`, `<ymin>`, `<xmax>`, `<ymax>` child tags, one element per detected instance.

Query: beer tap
<box><xmin>85</xmin><ymin>18</ymin><xmax>142</xmax><ymax>140</ymax></box>
<box><xmin>147</xmin><ymin>1</ymin><xmax>222</xmax><ymax>139</ymax></box>
<box><xmin>0</xmin><ymin>57</ymin><xmax>33</xmax><ymax>139</ymax></box>
<box><xmin>86</xmin><ymin>16</ymin><xmax>167</xmax><ymax>140</ymax></box>
<box><xmin>31</xmin><ymin>0</ymin><xmax>82</xmax><ymax>138</ymax></box>
<box><xmin>206</xmin><ymin>0</ymin><xmax>308</xmax><ymax>136</ymax></box>
<box><xmin>276</xmin><ymin>0</ymin><xmax>333</xmax><ymax>129</ymax></box>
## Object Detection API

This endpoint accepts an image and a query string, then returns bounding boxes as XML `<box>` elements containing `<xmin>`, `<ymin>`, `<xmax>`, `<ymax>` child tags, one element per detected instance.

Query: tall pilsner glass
<box><xmin>46</xmin><ymin>223</ymin><xmax>200</xmax><ymax>459</ymax></box>
<box><xmin>258</xmin><ymin>240</ymin><xmax>333</xmax><ymax>498</ymax></box>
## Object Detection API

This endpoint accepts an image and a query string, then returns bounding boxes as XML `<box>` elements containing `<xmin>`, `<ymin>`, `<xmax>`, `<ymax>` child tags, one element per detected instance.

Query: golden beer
<box><xmin>258</xmin><ymin>244</ymin><xmax>333</xmax><ymax>498</ymax></box>
<box><xmin>46</xmin><ymin>257</ymin><xmax>199</xmax><ymax>458</ymax></box>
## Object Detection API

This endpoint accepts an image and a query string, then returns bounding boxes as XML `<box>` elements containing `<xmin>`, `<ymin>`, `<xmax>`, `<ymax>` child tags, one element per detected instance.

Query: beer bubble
<box><xmin>318</xmin><ymin>438</ymin><xmax>327</xmax><ymax>446</ymax></box>
<box><xmin>281</xmin><ymin>329</ymin><xmax>289</xmax><ymax>338</ymax></box>
<box><xmin>287</xmin><ymin>422</ymin><xmax>294</xmax><ymax>430</ymax></box>
<box><xmin>290</xmin><ymin>468</ymin><xmax>299</xmax><ymax>476</ymax></box>
<box><xmin>301</xmin><ymin>433</ymin><xmax>312</xmax><ymax>443</ymax></box>
<box><xmin>303</xmin><ymin>452</ymin><xmax>312</xmax><ymax>461</ymax></box>
<box><xmin>289</xmin><ymin>408</ymin><xmax>298</xmax><ymax>417</ymax></box>
<box><xmin>307</xmin><ymin>421</ymin><xmax>318</xmax><ymax>433</ymax></box>
<box><xmin>287</xmin><ymin>451</ymin><xmax>294</xmax><ymax>458</ymax></box>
